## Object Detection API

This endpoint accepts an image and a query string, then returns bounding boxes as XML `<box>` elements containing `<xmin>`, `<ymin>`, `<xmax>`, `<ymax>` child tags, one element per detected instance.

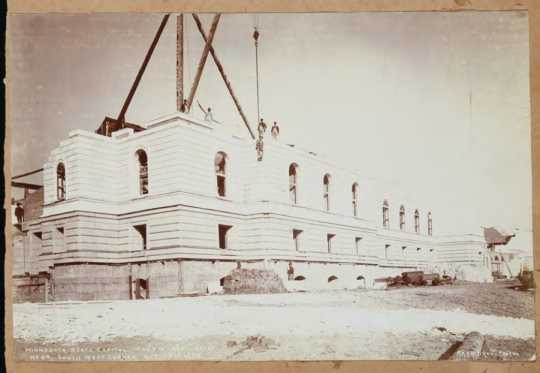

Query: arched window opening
<box><xmin>414</xmin><ymin>209</ymin><xmax>420</xmax><ymax>233</ymax></box>
<box><xmin>289</xmin><ymin>163</ymin><xmax>298</xmax><ymax>204</ymax></box>
<box><xmin>220</xmin><ymin>276</ymin><xmax>231</xmax><ymax>287</ymax></box>
<box><xmin>323</xmin><ymin>174</ymin><xmax>331</xmax><ymax>211</ymax></box>
<box><xmin>294</xmin><ymin>275</ymin><xmax>306</xmax><ymax>281</ymax></box>
<box><xmin>352</xmin><ymin>183</ymin><xmax>359</xmax><ymax>217</ymax></box>
<box><xmin>136</xmin><ymin>150</ymin><xmax>148</xmax><ymax>195</ymax></box>
<box><xmin>399</xmin><ymin>205</ymin><xmax>405</xmax><ymax>230</ymax></box>
<box><xmin>356</xmin><ymin>275</ymin><xmax>365</xmax><ymax>280</ymax></box>
<box><xmin>215</xmin><ymin>152</ymin><xmax>227</xmax><ymax>197</ymax></box>
<box><xmin>428</xmin><ymin>212</ymin><xmax>433</xmax><ymax>236</ymax></box>
<box><xmin>382</xmin><ymin>200</ymin><xmax>389</xmax><ymax>228</ymax></box>
<box><xmin>56</xmin><ymin>163</ymin><xmax>66</xmax><ymax>201</ymax></box>
<box><xmin>328</xmin><ymin>275</ymin><xmax>338</xmax><ymax>283</ymax></box>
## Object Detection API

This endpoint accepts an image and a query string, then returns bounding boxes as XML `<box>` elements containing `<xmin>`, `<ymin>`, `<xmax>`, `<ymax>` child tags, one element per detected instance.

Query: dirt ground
<box><xmin>13</xmin><ymin>281</ymin><xmax>536</xmax><ymax>361</ymax></box>
<box><xmin>369</xmin><ymin>279</ymin><xmax>535</xmax><ymax>319</ymax></box>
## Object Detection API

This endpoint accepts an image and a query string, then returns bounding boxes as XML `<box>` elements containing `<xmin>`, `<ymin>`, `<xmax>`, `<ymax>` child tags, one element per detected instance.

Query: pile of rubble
<box><xmin>221</xmin><ymin>268</ymin><xmax>287</xmax><ymax>294</ymax></box>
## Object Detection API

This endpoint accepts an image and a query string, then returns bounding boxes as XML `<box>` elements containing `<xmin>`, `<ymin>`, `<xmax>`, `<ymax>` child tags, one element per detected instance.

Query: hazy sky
<box><xmin>7</xmin><ymin>12</ymin><xmax>532</xmax><ymax>248</ymax></box>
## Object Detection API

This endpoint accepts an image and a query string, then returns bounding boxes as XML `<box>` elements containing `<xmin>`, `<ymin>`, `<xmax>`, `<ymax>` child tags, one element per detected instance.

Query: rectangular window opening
<box><xmin>327</xmin><ymin>234</ymin><xmax>335</xmax><ymax>253</ymax></box>
<box><xmin>293</xmin><ymin>229</ymin><xmax>303</xmax><ymax>251</ymax></box>
<box><xmin>133</xmin><ymin>224</ymin><xmax>147</xmax><ymax>250</ymax></box>
<box><xmin>355</xmin><ymin>237</ymin><xmax>363</xmax><ymax>255</ymax></box>
<box><xmin>219</xmin><ymin>224</ymin><xmax>233</xmax><ymax>249</ymax></box>
<box><xmin>54</xmin><ymin>226</ymin><xmax>66</xmax><ymax>252</ymax></box>
<box><xmin>33</xmin><ymin>231</ymin><xmax>43</xmax><ymax>251</ymax></box>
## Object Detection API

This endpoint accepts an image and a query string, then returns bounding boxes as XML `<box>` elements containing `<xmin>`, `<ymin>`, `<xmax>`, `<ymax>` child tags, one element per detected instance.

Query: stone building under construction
<box><xmin>10</xmin><ymin>13</ymin><xmax>493</xmax><ymax>302</ymax></box>
<box><xmin>12</xmin><ymin>111</ymin><xmax>492</xmax><ymax>302</ymax></box>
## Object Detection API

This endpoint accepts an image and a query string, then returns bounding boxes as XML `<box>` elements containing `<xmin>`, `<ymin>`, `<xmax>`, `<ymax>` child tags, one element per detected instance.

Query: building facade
<box><xmin>13</xmin><ymin>112</ymin><xmax>492</xmax><ymax>302</ymax></box>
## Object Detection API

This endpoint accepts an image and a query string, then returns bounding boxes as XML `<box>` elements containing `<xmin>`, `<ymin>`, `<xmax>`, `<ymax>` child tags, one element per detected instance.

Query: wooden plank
<box><xmin>117</xmin><ymin>14</ymin><xmax>170</xmax><ymax>124</ymax></box>
<box><xmin>11</xmin><ymin>181</ymin><xmax>42</xmax><ymax>190</ymax></box>
<box><xmin>185</xmin><ymin>14</ymin><xmax>221</xmax><ymax>111</ymax></box>
<box><xmin>11</xmin><ymin>168</ymin><xmax>44</xmax><ymax>180</ymax></box>
<box><xmin>176</xmin><ymin>14</ymin><xmax>184</xmax><ymax>112</ymax></box>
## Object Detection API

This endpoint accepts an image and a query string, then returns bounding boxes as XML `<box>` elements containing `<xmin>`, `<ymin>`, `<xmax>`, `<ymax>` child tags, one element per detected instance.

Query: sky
<box><xmin>6</xmin><ymin>12</ymin><xmax>533</xmax><ymax>250</ymax></box>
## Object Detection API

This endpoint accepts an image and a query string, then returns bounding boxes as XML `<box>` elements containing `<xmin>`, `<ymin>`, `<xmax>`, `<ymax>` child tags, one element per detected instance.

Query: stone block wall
<box><xmin>179</xmin><ymin>260</ymin><xmax>238</xmax><ymax>294</ymax></box>
<box><xmin>52</xmin><ymin>263</ymin><xmax>131</xmax><ymax>301</ymax></box>
<box><xmin>12</xmin><ymin>275</ymin><xmax>48</xmax><ymax>303</ymax></box>
<box><xmin>24</xmin><ymin>188</ymin><xmax>43</xmax><ymax>221</ymax></box>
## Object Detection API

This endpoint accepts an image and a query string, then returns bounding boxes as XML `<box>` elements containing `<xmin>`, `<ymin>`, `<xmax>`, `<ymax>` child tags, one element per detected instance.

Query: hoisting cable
<box><xmin>252</xmin><ymin>19</ymin><xmax>266</xmax><ymax>161</ymax></box>
<box><xmin>253</xmin><ymin>24</ymin><xmax>261</xmax><ymax>125</ymax></box>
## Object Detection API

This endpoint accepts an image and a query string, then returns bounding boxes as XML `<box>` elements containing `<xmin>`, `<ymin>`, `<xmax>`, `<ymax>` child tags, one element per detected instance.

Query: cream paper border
<box><xmin>4</xmin><ymin>1</ymin><xmax>539</xmax><ymax>372</ymax></box>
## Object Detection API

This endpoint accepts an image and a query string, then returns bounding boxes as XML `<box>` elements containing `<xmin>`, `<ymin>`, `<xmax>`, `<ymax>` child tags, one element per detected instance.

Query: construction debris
<box><xmin>517</xmin><ymin>270</ymin><xmax>535</xmax><ymax>290</ymax></box>
<box><xmin>221</xmin><ymin>268</ymin><xmax>287</xmax><ymax>294</ymax></box>
<box><xmin>227</xmin><ymin>335</ymin><xmax>279</xmax><ymax>356</ymax></box>
<box><xmin>381</xmin><ymin>271</ymin><xmax>455</xmax><ymax>289</ymax></box>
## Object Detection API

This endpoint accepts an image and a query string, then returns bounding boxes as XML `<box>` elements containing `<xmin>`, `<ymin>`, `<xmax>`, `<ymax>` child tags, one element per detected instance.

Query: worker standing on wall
<box><xmin>271</xmin><ymin>121</ymin><xmax>279</xmax><ymax>139</ymax></box>
<box><xmin>180</xmin><ymin>99</ymin><xmax>189</xmax><ymax>113</ymax></box>
<box><xmin>258</xmin><ymin>118</ymin><xmax>267</xmax><ymax>137</ymax></box>
<box><xmin>287</xmin><ymin>262</ymin><xmax>295</xmax><ymax>280</ymax></box>
<box><xmin>15</xmin><ymin>202</ymin><xmax>24</xmax><ymax>225</ymax></box>
<box><xmin>197</xmin><ymin>101</ymin><xmax>214</xmax><ymax>122</ymax></box>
